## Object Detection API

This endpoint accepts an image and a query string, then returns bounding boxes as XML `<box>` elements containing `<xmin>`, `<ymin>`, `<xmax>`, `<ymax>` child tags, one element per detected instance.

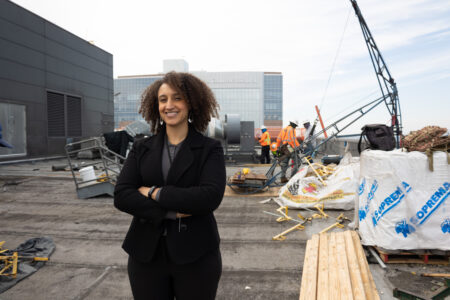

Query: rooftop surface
<box><xmin>0</xmin><ymin>158</ymin><xmax>448</xmax><ymax>299</ymax></box>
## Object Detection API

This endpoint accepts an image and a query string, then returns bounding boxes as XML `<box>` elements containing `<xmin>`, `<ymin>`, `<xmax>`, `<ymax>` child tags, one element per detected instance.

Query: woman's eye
<box><xmin>159</xmin><ymin>98</ymin><xmax>167</xmax><ymax>103</ymax></box>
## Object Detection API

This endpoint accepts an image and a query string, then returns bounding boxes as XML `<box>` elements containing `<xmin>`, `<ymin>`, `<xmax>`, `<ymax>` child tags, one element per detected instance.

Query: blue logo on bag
<box><xmin>392</xmin><ymin>182</ymin><xmax>449</xmax><ymax>238</ymax></box>
<box><xmin>372</xmin><ymin>181</ymin><xmax>411</xmax><ymax>226</ymax></box>
<box><xmin>395</xmin><ymin>220</ymin><xmax>416</xmax><ymax>238</ymax></box>
<box><xmin>409</xmin><ymin>182</ymin><xmax>449</xmax><ymax>226</ymax></box>
<box><xmin>441</xmin><ymin>218</ymin><xmax>450</xmax><ymax>234</ymax></box>
<box><xmin>359</xmin><ymin>178</ymin><xmax>366</xmax><ymax>196</ymax></box>
<box><xmin>359</xmin><ymin>180</ymin><xmax>378</xmax><ymax>221</ymax></box>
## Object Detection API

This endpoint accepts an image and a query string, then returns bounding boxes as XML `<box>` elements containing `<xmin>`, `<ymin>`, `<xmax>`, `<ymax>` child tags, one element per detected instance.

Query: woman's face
<box><xmin>158</xmin><ymin>83</ymin><xmax>189</xmax><ymax>129</ymax></box>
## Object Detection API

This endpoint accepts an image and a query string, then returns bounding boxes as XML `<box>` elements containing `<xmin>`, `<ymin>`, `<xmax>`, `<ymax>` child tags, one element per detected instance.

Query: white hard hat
<box><xmin>302</xmin><ymin>119</ymin><xmax>310</xmax><ymax>124</ymax></box>
<box><xmin>261</xmin><ymin>125</ymin><xmax>266</xmax><ymax>130</ymax></box>
<box><xmin>289</xmin><ymin>120</ymin><xmax>299</xmax><ymax>126</ymax></box>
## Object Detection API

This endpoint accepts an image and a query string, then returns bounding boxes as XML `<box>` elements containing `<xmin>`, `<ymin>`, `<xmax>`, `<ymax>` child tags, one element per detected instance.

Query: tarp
<box><xmin>0</xmin><ymin>237</ymin><xmax>55</xmax><ymax>293</ymax></box>
<box><xmin>358</xmin><ymin>150</ymin><xmax>450</xmax><ymax>250</ymax></box>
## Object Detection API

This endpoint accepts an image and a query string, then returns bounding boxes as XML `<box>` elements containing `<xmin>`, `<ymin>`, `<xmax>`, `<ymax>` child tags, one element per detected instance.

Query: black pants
<box><xmin>260</xmin><ymin>145</ymin><xmax>271</xmax><ymax>164</ymax></box>
<box><xmin>128</xmin><ymin>238</ymin><xmax>222</xmax><ymax>300</ymax></box>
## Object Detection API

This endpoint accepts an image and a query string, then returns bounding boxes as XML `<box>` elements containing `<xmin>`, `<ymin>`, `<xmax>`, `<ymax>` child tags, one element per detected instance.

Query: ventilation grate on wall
<box><xmin>47</xmin><ymin>92</ymin><xmax>65</xmax><ymax>137</ymax></box>
<box><xmin>67</xmin><ymin>96</ymin><xmax>82</xmax><ymax>136</ymax></box>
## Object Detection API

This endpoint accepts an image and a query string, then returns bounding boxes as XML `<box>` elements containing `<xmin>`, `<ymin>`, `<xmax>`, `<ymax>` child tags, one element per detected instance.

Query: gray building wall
<box><xmin>0</xmin><ymin>0</ymin><xmax>114</xmax><ymax>160</ymax></box>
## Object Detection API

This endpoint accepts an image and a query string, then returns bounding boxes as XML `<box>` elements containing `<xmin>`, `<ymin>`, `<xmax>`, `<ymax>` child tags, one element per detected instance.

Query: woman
<box><xmin>114</xmin><ymin>72</ymin><xmax>226</xmax><ymax>300</ymax></box>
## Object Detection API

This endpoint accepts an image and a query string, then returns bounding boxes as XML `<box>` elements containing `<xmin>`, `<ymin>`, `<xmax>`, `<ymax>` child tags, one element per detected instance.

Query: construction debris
<box><xmin>402</xmin><ymin>126</ymin><xmax>449</xmax><ymax>152</ymax></box>
<box><xmin>0</xmin><ymin>237</ymin><xmax>54</xmax><ymax>293</ymax></box>
<box><xmin>278</xmin><ymin>152</ymin><xmax>359</xmax><ymax>210</ymax></box>
<box><xmin>265</xmin><ymin>205</ymin><xmax>350</xmax><ymax>241</ymax></box>
<box><xmin>388</xmin><ymin>269</ymin><xmax>450</xmax><ymax>300</ymax></box>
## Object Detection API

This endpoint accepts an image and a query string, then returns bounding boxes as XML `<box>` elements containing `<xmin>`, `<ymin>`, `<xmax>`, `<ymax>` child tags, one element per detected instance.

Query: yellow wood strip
<box><xmin>335</xmin><ymin>232</ymin><xmax>354</xmax><ymax>300</ymax></box>
<box><xmin>317</xmin><ymin>233</ymin><xmax>329</xmax><ymax>300</ymax></box>
<box><xmin>344</xmin><ymin>231</ymin><xmax>366</xmax><ymax>299</ymax></box>
<box><xmin>351</xmin><ymin>231</ymin><xmax>380</xmax><ymax>300</ymax></box>
<box><xmin>328</xmin><ymin>232</ymin><xmax>340</xmax><ymax>300</ymax></box>
<box><xmin>299</xmin><ymin>234</ymin><xmax>320</xmax><ymax>300</ymax></box>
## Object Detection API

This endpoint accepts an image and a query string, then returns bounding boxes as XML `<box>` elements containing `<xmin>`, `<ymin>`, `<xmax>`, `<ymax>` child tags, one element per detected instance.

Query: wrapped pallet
<box><xmin>358</xmin><ymin>149</ymin><xmax>449</xmax><ymax>250</ymax></box>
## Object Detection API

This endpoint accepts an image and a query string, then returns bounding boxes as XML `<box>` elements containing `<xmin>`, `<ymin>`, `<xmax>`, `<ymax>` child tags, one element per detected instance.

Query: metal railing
<box><xmin>64</xmin><ymin>137</ymin><xmax>125</xmax><ymax>191</ymax></box>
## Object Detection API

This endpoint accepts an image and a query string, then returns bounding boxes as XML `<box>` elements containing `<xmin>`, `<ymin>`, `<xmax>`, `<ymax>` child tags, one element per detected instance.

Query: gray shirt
<box><xmin>155</xmin><ymin>135</ymin><xmax>184</xmax><ymax>220</ymax></box>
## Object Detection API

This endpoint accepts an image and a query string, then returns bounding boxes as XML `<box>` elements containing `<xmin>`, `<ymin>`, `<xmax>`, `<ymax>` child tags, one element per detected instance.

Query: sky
<box><xmin>11</xmin><ymin>0</ymin><xmax>450</xmax><ymax>135</ymax></box>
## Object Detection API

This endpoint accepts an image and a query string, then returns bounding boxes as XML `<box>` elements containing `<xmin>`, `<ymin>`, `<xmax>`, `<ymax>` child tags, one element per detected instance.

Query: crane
<box><xmin>228</xmin><ymin>0</ymin><xmax>404</xmax><ymax>193</ymax></box>
<box><xmin>350</xmin><ymin>0</ymin><xmax>402</xmax><ymax>147</ymax></box>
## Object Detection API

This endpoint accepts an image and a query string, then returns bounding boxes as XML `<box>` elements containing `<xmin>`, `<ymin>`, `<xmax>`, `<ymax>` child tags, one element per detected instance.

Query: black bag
<box><xmin>358</xmin><ymin>124</ymin><xmax>396</xmax><ymax>153</ymax></box>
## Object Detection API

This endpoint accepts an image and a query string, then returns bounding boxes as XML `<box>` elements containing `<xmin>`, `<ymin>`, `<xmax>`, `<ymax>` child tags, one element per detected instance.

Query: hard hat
<box><xmin>242</xmin><ymin>168</ymin><xmax>250</xmax><ymax>175</ymax></box>
<box><xmin>261</xmin><ymin>125</ymin><xmax>266</xmax><ymax>130</ymax></box>
<box><xmin>289</xmin><ymin>120</ymin><xmax>299</xmax><ymax>127</ymax></box>
<box><xmin>302</xmin><ymin>119</ymin><xmax>310</xmax><ymax>124</ymax></box>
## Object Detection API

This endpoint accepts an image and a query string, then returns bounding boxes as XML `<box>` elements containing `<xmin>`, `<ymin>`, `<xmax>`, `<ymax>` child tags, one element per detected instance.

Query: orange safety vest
<box><xmin>259</xmin><ymin>131</ymin><xmax>271</xmax><ymax>146</ymax></box>
<box><xmin>276</xmin><ymin>125</ymin><xmax>300</xmax><ymax>149</ymax></box>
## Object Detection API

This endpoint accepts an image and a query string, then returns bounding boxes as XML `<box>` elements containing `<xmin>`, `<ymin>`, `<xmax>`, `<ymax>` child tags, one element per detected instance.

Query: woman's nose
<box><xmin>166</xmin><ymin>98</ymin><xmax>175</xmax><ymax>108</ymax></box>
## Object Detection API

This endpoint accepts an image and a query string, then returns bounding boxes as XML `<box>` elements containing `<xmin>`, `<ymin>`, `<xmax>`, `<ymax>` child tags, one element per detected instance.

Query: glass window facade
<box><xmin>263</xmin><ymin>73</ymin><xmax>283</xmax><ymax>122</ymax></box>
<box><xmin>114</xmin><ymin>76</ymin><xmax>162</xmax><ymax>128</ymax></box>
<box><xmin>113</xmin><ymin>71</ymin><xmax>283</xmax><ymax>129</ymax></box>
<box><xmin>194</xmin><ymin>71</ymin><xmax>266</xmax><ymax>128</ymax></box>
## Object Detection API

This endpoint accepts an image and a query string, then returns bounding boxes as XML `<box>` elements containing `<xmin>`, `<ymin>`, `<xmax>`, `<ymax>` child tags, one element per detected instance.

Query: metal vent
<box><xmin>67</xmin><ymin>96</ymin><xmax>82</xmax><ymax>136</ymax></box>
<box><xmin>47</xmin><ymin>92</ymin><xmax>65</xmax><ymax>137</ymax></box>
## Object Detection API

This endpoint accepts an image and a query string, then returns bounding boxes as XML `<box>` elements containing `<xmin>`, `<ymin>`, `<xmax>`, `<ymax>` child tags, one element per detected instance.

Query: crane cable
<box><xmin>307</xmin><ymin>6</ymin><xmax>352</xmax><ymax>142</ymax></box>
<box><xmin>318</xmin><ymin>6</ymin><xmax>352</xmax><ymax>113</ymax></box>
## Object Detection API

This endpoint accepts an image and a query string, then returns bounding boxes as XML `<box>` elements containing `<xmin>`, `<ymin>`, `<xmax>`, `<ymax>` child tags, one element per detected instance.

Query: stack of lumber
<box><xmin>299</xmin><ymin>230</ymin><xmax>380</xmax><ymax>300</ymax></box>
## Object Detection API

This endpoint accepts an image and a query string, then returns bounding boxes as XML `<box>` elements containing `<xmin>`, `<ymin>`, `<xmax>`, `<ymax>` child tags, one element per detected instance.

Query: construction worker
<box><xmin>276</xmin><ymin>120</ymin><xmax>300</xmax><ymax>183</ymax></box>
<box><xmin>270</xmin><ymin>142</ymin><xmax>278</xmax><ymax>157</ymax></box>
<box><xmin>258</xmin><ymin>125</ymin><xmax>271</xmax><ymax>164</ymax></box>
<box><xmin>302</xmin><ymin>119</ymin><xmax>316</xmax><ymax>159</ymax></box>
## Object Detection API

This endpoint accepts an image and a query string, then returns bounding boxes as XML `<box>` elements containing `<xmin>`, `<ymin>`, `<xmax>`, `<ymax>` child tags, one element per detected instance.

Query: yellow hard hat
<box><xmin>242</xmin><ymin>168</ymin><xmax>250</xmax><ymax>175</ymax></box>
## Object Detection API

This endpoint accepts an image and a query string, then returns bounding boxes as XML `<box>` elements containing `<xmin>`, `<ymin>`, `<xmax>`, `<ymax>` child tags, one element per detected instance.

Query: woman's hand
<box><xmin>138</xmin><ymin>186</ymin><xmax>161</xmax><ymax>200</ymax></box>
<box><xmin>138</xmin><ymin>187</ymin><xmax>191</xmax><ymax>218</ymax></box>
<box><xmin>138</xmin><ymin>186</ymin><xmax>150</xmax><ymax>197</ymax></box>
<box><xmin>176</xmin><ymin>213</ymin><xmax>191</xmax><ymax>218</ymax></box>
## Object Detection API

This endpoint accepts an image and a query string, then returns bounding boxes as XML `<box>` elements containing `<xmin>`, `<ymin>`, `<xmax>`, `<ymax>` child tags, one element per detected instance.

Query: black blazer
<box><xmin>114</xmin><ymin>126</ymin><xmax>226</xmax><ymax>264</ymax></box>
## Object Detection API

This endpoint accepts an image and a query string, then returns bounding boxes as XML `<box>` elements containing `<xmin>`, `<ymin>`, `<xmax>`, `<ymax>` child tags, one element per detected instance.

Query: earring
<box><xmin>160</xmin><ymin>119</ymin><xmax>164</xmax><ymax>125</ymax></box>
<box><xmin>188</xmin><ymin>112</ymin><xmax>193</xmax><ymax>123</ymax></box>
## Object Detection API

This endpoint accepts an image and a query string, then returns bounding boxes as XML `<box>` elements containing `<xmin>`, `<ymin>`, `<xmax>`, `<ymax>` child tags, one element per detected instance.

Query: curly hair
<box><xmin>139</xmin><ymin>72</ymin><xmax>220</xmax><ymax>134</ymax></box>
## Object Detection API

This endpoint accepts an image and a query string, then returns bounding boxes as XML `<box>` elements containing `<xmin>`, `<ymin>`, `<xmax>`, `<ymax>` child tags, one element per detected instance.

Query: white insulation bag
<box><xmin>358</xmin><ymin>149</ymin><xmax>450</xmax><ymax>250</ymax></box>
<box><xmin>278</xmin><ymin>153</ymin><xmax>360</xmax><ymax>210</ymax></box>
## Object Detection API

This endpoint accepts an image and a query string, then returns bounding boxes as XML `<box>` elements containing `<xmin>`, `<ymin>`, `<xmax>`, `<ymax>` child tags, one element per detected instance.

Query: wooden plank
<box><xmin>344</xmin><ymin>231</ymin><xmax>366</xmax><ymax>299</ymax></box>
<box><xmin>317</xmin><ymin>233</ymin><xmax>329</xmax><ymax>300</ymax></box>
<box><xmin>223</xmin><ymin>185</ymin><xmax>280</xmax><ymax>197</ymax></box>
<box><xmin>335</xmin><ymin>232</ymin><xmax>354</xmax><ymax>300</ymax></box>
<box><xmin>244</xmin><ymin>173</ymin><xmax>267</xmax><ymax>180</ymax></box>
<box><xmin>299</xmin><ymin>234</ymin><xmax>319</xmax><ymax>300</ymax></box>
<box><xmin>328</xmin><ymin>232</ymin><xmax>340</xmax><ymax>300</ymax></box>
<box><xmin>351</xmin><ymin>231</ymin><xmax>380</xmax><ymax>300</ymax></box>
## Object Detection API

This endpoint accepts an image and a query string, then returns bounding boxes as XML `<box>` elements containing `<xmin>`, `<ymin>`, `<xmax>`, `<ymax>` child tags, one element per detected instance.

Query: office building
<box><xmin>0</xmin><ymin>0</ymin><xmax>114</xmax><ymax>161</ymax></box>
<box><xmin>163</xmin><ymin>59</ymin><xmax>189</xmax><ymax>73</ymax></box>
<box><xmin>114</xmin><ymin>62</ymin><xmax>282</xmax><ymax>129</ymax></box>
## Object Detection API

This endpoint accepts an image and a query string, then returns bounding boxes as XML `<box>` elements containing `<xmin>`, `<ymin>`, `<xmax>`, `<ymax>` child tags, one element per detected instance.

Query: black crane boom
<box><xmin>350</xmin><ymin>0</ymin><xmax>402</xmax><ymax>147</ymax></box>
